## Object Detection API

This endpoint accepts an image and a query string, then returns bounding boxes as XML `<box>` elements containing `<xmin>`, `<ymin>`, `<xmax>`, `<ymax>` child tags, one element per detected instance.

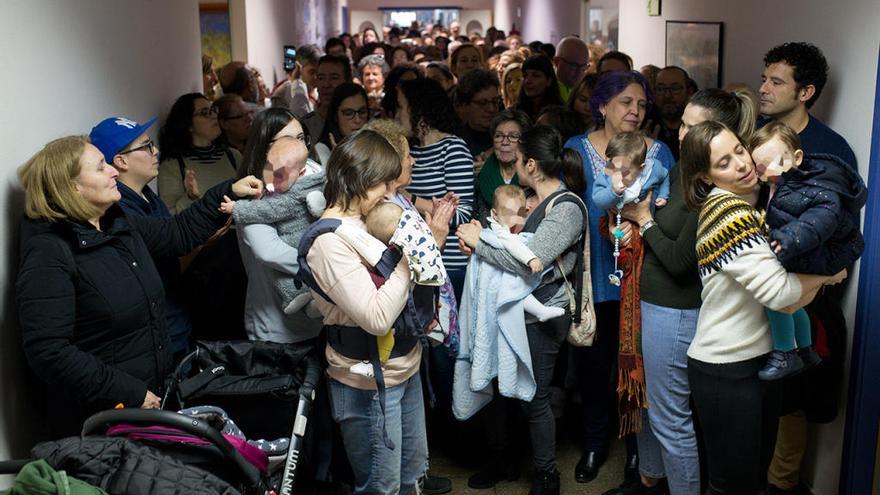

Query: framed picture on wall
<box><xmin>665</xmin><ymin>21</ymin><xmax>723</xmax><ymax>90</ymax></box>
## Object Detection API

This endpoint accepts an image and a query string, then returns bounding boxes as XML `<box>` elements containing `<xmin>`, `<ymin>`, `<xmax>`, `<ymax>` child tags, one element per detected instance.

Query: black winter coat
<box><xmin>16</xmin><ymin>180</ymin><xmax>235</xmax><ymax>437</ymax></box>
<box><xmin>766</xmin><ymin>153</ymin><xmax>867</xmax><ymax>275</ymax></box>
<box><xmin>32</xmin><ymin>436</ymin><xmax>240</xmax><ymax>494</ymax></box>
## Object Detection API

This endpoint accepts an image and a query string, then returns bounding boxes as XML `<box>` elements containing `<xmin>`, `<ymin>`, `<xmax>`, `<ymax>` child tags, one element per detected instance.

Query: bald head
<box><xmin>219</xmin><ymin>61</ymin><xmax>258</xmax><ymax>103</ymax></box>
<box><xmin>553</xmin><ymin>36</ymin><xmax>590</xmax><ymax>87</ymax></box>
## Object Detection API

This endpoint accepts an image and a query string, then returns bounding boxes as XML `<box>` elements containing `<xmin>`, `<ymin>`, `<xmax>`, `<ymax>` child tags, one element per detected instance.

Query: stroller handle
<box><xmin>299</xmin><ymin>355</ymin><xmax>322</xmax><ymax>401</ymax></box>
<box><xmin>81</xmin><ymin>408</ymin><xmax>261</xmax><ymax>488</ymax></box>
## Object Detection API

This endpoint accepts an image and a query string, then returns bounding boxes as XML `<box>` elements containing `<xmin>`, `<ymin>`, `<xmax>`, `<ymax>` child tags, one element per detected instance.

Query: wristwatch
<box><xmin>639</xmin><ymin>220</ymin><xmax>656</xmax><ymax>236</ymax></box>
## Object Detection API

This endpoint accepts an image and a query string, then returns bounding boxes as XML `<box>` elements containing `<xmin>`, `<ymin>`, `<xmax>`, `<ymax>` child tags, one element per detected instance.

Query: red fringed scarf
<box><xmin>599</xmin><ymin>215</ymin><xmax>646</xmax><ymax>437</ymax></box>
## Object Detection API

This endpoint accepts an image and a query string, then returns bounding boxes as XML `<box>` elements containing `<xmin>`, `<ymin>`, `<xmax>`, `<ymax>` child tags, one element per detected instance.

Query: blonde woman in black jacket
<box><xmin>16</xmin><ymin>135</ymin><xmax>261</xmax><ymax>437</ymax></box>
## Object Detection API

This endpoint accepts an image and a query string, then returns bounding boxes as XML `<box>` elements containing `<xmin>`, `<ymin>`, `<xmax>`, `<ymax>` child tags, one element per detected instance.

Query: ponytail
<box><xmin>519</xmin><ymin>125</ymin><xmax>587</xmax><ymax>196</ymax></box>
<box><xmin>560</xmin><ymin>147</ymin><xmax>587</xmax><ymax>195</ymax></box>
<box><xmin>689</xmin><ymin>88</ymin><xmax>756</xmax><ymax>142</ymax></box>
<box><xmin>731</xmin><ymin>87</ymin><xmax>758</xmax><ymax>143</ymax></box>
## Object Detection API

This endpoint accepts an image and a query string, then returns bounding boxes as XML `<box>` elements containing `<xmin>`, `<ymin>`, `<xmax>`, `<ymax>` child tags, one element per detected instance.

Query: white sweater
<box><xmin>687</xmin><ymin>188</ymin><xmax>803</xmax><ymax>364</ymax></box>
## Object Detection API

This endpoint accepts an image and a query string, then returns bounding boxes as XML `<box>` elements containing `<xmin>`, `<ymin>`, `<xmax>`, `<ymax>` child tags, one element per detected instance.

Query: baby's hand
<box><xmin>654</xmin><ymin>197</ymin><xmax>668</xmax><ymax>208</ymax></box>
<box><xmin>528</xmin><ymin>258</ymin><xmax>543</xmax><ymax>273</ymax></box>
<box><xmin>218</xmin><ymin>195</ymin><xmax>236</xmax><ymax>214</ymax></box>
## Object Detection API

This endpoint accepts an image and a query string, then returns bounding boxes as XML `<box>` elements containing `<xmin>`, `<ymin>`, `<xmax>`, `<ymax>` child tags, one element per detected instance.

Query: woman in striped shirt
<box><xmin>396</xmin><ymin>77</ymin><xmax>475</xmax><ymax>299</ymax></box>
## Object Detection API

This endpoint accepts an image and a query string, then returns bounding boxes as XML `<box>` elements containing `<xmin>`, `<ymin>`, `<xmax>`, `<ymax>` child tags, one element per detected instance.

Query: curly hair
<box><xmin>455</xmin><ymin>68</ymin><xmax>500</xmax><ymax>106</ymax></box>
<box><xmin>382</xmin><ymin>63</ymin><xmax>425</xmax><ymax>116</ymax></box>
<box><xmin>399</xmin><ymin>77</ymin><xmax>459</xmax><ymax>135</ymax></box>
<box><xmin>763</xmin><ymin>42</ymin><xmax>828</xmax><ymax>109</ymax></box>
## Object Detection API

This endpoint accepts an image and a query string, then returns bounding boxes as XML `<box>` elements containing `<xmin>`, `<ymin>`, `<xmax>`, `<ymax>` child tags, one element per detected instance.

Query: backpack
<box><xmin>545</xmin><ymin>192</ymin><xmax>597</xmax><ymax>346</ymax></box>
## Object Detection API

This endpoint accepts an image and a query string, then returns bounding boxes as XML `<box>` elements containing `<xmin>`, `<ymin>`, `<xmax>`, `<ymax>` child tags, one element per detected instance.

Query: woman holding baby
<box><xmin>457</xmin><ymin>125</ymin><xmax>586</xmax><ymax>495</ymax></box>
<box><xmin>302</xmin><ymin>128</ymin><xmax>435</xmax><ymax>495</ymax></box>
<box><xmin>562</xmin><ymin>70</ymin><xmax>675</xmax><ymax>484</ymax></box>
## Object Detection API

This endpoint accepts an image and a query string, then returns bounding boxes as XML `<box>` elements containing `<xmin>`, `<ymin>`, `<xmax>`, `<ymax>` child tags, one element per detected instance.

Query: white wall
<box><xmin>520</xmin><ymin>0</ymin><xmax>582</xmax><ymax>45</ymax></box>
<box><xmin>620</xmin><ymin>2</ymin><xmax>879</xmax><ymax>493</ymax></box>
<box><xmin>459</xmin><ymin>9</ymin><xmax>493</xmax><ymax>37</ymax></box>
<box><xmin>0</xmin><ymin>0</ymin><xmax>202</xmax><ymax>487</ymax></box>
<box><xmin>350</xmin><ymin>9</ymin><xmax>384</xmax><ymax>39</ymax></box>
<box><xmin>243</xmin><ymin>0</ymin><xmax>297</xmax><ymax>88</ymax></box>
<box><xmin>348</xmin><ymin>0</ymin><xmax>492</xmax><ymax>9</ymax></box>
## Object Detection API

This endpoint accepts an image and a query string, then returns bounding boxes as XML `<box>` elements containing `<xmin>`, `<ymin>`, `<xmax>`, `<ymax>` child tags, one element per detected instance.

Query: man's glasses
<box><xmin>120</xmin><ymin>140</ymin><xmax>156</xmax><ymax>155</ymax></box>
<box><xmin>473</xmin><ymin>97</ymin><xmax>503</xmax><ymax>110</ymax></box>
<box><xmin>655</xmin><ymin>85</ymin><xmax>685</xmax><ymax>95</ymax></box>
<box><xmin>270</xmin><ymin>133</ymin><xmax>311</xmax><ymax>148</ymax></box>
<box><xmin>493</xmin><ymin>133</ymin><xmax>521</xmax><ymax>143</ymax></box>
<box><xmin>340</xmin><ymin>108</ymin><xmax>370</xmax><ymax>120</ymax></box>
<box><xmin>193</xmin><ymin>107</ymin><xmax>219</xmax><ymax>118</ymax></box>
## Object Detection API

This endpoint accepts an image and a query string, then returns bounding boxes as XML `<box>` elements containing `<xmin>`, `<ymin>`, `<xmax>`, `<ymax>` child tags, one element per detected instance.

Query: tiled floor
<box><xmin>429</xmin><ymin>436</ymin><xmax>628</xmax><ymax>495</ymax></box>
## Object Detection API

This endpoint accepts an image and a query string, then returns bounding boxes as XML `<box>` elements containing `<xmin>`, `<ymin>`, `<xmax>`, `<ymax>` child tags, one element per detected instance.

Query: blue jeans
<box><xmin>637</xmin><ymin>301</ymin><xmax>701</xmax><ymax>495</ymax></box>
<box><xmin>328</xmin><ymin>373</ymin><xmax>428</xmax><ymax>494</ymax></box>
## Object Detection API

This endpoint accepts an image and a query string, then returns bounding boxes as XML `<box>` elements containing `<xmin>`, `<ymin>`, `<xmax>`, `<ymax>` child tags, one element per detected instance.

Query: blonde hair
<box><xmin>361</xmin><ymin>119</ymin><xmax>408</xmax><ymax>162</ymax></box>
<box><xmin>492</xmin><ymin>184</ymin><xmax>526</xmax><ymax>210</ymax></box>
<box><xmin>19</xmin><ymin>135</ymin><xmax>103</xmax><ymax>222</ymax></box>
<box><xmin>365</xmin><ymin>202</ymin><xmax>403</xmax><ymax>244</ymax></box>
<box><xmin>749</xmin><ymin>120</ymin><xmax>802</xmax><ymax>153</ymax></box>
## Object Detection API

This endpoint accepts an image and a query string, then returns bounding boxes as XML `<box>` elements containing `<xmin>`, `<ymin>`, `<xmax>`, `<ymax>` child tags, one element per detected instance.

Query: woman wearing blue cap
<box><xmin>15</xmin><ymin>133</ymin><xmax>262</xmax><ymax>437</ymax></box>
<box><xmin>89</xmin><ymin>116</ymin><xmax>193</xmax><ymax>362</ymax></box>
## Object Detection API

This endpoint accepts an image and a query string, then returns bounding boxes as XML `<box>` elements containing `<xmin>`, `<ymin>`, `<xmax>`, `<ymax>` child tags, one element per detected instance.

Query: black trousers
<box><xmin>688</xmin><ymin>355</ymin><xmax>781</xmax><ymax>495</ymax></box>
<box><xmin>577</xmin><ymin>301</ymin><xmax>621</xmax><ymax>454</ymax></box>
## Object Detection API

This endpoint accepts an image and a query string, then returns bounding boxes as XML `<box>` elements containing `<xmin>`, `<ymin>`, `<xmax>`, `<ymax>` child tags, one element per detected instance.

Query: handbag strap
<box><xmin>545</xmin><ymin>192</ymin><xmax>591</xmax><ymax>323</ymax></box>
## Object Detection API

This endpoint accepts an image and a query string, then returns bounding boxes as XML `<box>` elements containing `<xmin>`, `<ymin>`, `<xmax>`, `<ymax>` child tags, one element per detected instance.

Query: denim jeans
<box><xmin>328</xmin><ymin>373</ymin><xmax>428</xmax><ymax>495</ymax></box>
<box><xmin>637</xmin><ymin>301</ymin><xmax>701</xmax><ymax>495</ymax></box>
<box><xmin>524</xmin><ymin>312</ymin><xmax>569</xmax><ymax>471</ymax></box>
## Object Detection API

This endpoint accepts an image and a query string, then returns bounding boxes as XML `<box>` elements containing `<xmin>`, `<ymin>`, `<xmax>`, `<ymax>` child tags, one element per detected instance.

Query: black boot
<box><xmin>467</xmin><ymin>457</ymin><xmax>520</xmax><ymax>489</ymax></box>
<box><xmin>529</xmin><ymin>468</ymin><xmax>560</xmax><ymax>495</ymax></box>
<box><xmin>574</xmin><ymin>450</ymin><xmax>607</xmax><ymax>483</ymax></box>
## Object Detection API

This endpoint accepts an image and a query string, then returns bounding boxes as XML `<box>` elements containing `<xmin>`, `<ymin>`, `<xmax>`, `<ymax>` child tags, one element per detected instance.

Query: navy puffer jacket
<box><xmin>766</xmin><ymin>153</ymin><xmax>867</xmax><ymax>275</ymax></box>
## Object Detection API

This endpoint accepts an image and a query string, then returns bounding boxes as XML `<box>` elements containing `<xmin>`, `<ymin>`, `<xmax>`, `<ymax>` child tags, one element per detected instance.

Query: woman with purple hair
<box><xmin>563</xmin><ymin>70</ymin><xmax>675</xmax><ymax>487</ymax></box>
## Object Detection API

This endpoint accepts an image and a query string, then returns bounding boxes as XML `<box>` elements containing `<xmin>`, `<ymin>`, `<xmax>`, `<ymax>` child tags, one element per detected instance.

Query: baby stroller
<box><xmin>161</xmin><ymin>339</ymin><xmax>323</xmax><ymax>493</ymax></box>
<box><xmin>0</xmin><ymin>339</ymin><xmax>322</xmax><ymax>495</ymax></box>
<box><xmin>0</xmin><ymin>408</ymin><xmax>272</xmax><ymax>494</ymax></box>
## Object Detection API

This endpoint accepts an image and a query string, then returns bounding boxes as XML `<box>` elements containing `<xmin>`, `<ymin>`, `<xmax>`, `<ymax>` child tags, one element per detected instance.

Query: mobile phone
<box><xmin>283</xmin><ymin>45</ymin><xmax>297</xmax><ymax>71</ymax></box>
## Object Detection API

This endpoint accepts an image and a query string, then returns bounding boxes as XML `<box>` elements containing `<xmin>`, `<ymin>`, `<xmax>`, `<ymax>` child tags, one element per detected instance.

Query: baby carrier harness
<box><xmin>296</xmin><ymin>218</ymin><xmax>435</xmax><ymax>449</ymax></box>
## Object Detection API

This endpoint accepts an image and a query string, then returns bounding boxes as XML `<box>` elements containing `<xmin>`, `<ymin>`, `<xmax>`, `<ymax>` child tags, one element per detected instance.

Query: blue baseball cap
<box><xmin>89</xmin><ymin>116</ymin><xmax>158</xmax><ymax>163</ymax></box>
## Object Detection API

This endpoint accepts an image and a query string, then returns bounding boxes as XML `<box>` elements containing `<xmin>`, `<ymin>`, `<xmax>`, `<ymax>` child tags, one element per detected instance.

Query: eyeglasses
<box><xmin>340</xmin><ymin>108</ymin><xmax>370</xmax><ymax>120</ymax></box>
<box><xmin>493</xmin><ymin>133</ymin><xmax>521</xmax><ymax>143</ymax></box>
<box><xmin>119</xmin><ymin>140</ymin><xmax>156</xmax><ymax>155</ymax></box>
<box><xmin>655</xmin><ymin>85</ymin><xmax>685</xmax><ymax>95</ymax></box>
<box><xmin>270</xmin><ymin>133</ymin><xmax>311</xmax><ymax>148</ymax></box>
<box><xmin>473</xmin><ymin>97</ymin><xmax>503</xmax><ymax>110</ymax></box>
<box><xmin>193</xmin><ymin>106</ymin><xmax>219</xmax><ymax>118</ymax></box>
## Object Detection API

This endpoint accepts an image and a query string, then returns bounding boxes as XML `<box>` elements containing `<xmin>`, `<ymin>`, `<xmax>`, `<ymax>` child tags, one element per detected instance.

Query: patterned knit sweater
<box><xmin>688</xmin><ymin>188</ymin><xmax>803</xmax><ymax>364</ymax></box>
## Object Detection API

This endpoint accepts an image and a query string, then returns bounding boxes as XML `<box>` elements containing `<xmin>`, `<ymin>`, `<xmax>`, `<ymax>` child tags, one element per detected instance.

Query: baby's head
<box><xmin>365</xmin><ymin>202</ymin><xmax>404</xmax><ymax>244</ymax></box>
<box><xmin>491</xmin><ymin>184</ymin><xmax>528</xmax><ymax>232</ymax></box>
<box><xmin>263</xmin><ymin>137</ymin><xmax>309</xmax><ymax>193</ymax></box>
<box><xmin>750</xmin><ymin>121</ymin><xmax>804</xmax><ymax>182</ymax></box>
<box><xmin>604</xmin><ymin>131</ymin><xmax>647</xmax><ymax>187</ymax></box>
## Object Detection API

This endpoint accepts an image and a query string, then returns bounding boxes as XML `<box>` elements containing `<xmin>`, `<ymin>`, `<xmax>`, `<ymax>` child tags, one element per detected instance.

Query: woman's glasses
<box><xmin>193</xmin><ymin>107</ymin><xmax>219</xmax><ymax>118</ymax></box>
<box><xmin>340</xmin><ymin>108</ymin><xmax>370</xmax><ymax>121</ymax></box>
<box><xmin>270</xmin><ymin>133</ymin><xmax>311</xmax><ymax>148</ymax></box>
<box><xmin>493</xmin><ymin>132</ymin><xmax>521</xmax><ymax>144</ymax></box>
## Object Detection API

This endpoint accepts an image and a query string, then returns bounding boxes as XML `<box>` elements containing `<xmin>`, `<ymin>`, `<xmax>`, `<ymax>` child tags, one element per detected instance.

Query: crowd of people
<box><xmin>14</xmin><ymin>17</ymin><xmax>866</xmax><ymax>495</ymax></box>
